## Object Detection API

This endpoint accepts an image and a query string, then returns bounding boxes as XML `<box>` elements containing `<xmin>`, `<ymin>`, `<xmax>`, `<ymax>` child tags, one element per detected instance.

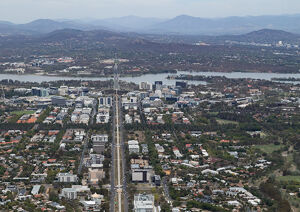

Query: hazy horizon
<box><xmin>2</xmin><ymin>13</ymin><xmax>300</xmax><ymax>25</ymax></box>
<box><xmin>0</xmin><ymin>0</ymin><xmax>299</xmax><ymax>23</ymax></box>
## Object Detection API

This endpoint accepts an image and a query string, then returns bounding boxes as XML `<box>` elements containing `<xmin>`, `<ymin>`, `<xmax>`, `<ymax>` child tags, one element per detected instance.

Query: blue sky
<box><xmin>0</xmin><ymin>0</ymin><xmax>299</xmax><ymax>23</ymax></box>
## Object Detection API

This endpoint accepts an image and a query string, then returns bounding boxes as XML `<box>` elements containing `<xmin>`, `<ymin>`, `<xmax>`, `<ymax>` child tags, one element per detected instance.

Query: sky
<box><xmin>0</xmin><ymin>0</ymin><xmax>300</xmax><ymax>23</ymax></box>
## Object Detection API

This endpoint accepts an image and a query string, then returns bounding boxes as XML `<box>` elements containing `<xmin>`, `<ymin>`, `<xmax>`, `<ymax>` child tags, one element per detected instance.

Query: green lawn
<box><xmin>286</xmin><ymin>154</ymin><xmax>294</xmax><ymax>163</ymax></box>
<box><xmin>256</xmin><ymin>144</ymin><xmax>283</xmax><ymax>154</ymax></box>
<box><xmin>277</xmin><ymin>176</ymin><xmax>300</xmax><ymax>183</ymax></box>
<box><xmin>8</xmin><ymin>110</ymin><xmax>35</xmax><ymax>123</ymax></box>
<box><xmin>11</xmin><ymin>110</ymin><xmax>35</xmax><ymax>116</ymax></box>
<box><xmin>259</xmin><ymin>131</ymin><xmax>268</xmax><ymax>138</ymax></box>
<box><xmin>216</xmin><ymin>118</ymin><xmax>238</xmax><ymax>125</ymax></box>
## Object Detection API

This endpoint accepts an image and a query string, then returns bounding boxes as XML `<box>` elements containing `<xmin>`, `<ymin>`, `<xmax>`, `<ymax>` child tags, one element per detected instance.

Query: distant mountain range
<box><xmin>2</xmin><ymin>14</ymin><xmax>300</xmax><ymax>36</ymax></box>
<box><xmin>1</xmin><ymin>15</ymin><xmax>300</xmax><ymax>46</ymax></box>
<box><xmin>1</xmin><ymin>28</ymin><xmax>298</xmax><ymax>49</ymax></box>
<box><xmin>95</xmin><ymin>16</ymin><xmax>167</xmax><ymax>31</ymax></box>
<box><xmin>145</xmin><ymin>14</ymin><xmax>300</xmax><ymax>35</ymax></box>
<box><xmin>0</xmin><ymin>16</ymin><xmax>166</xmax><ymax>35</ymax></box>
<box><xmin>218</xmin><ymin>29</ymin><xmax>300</xmax><ymax>44</ymax></box>
<box><xmin>0</xmin><ymin>19</ymin><xmax>104</xmax><ymax>35</ymax></box>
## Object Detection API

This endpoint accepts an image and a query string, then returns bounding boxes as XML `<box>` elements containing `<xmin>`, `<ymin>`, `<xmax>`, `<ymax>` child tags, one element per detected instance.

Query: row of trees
<box><xmin>145</xmin><ymin>131</ymin><xmax>165</xmax><ymax>177</ymax></box>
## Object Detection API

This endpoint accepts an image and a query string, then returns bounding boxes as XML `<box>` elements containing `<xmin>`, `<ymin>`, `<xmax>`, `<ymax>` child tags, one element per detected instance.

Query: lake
<box><xmin>0</xmin><ymin>71</ymin><xmax>300</xmax><ymax>85</ymax></box>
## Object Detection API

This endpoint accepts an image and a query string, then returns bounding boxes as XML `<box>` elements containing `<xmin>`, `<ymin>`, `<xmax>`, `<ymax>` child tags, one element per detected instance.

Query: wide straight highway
<box><xmin>110</xmin><ymin>89</ymin><xmax>128</xmax><ymax>212</ymax></box>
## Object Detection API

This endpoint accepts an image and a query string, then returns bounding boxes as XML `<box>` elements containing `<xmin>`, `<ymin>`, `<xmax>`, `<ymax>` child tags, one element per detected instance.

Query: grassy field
<box><xmin>259</xmin><ymin>131</ymin><xmax>268</xmax><ymax>138</ymax></box>
<box><xmin>277</xmin><ymin>176</ymin><xmax>300</xmax><ymax>183</ymax></box>
<box><xmin>256</xmin><ymin>144</ymin><xmax>283</xmax><ymax>154</ymax></box>
<box><xmin>11</xmin><ymin>110</ymin><xmax>35</xmax><ymax>116</ymax></box>
<box><xmin>8</xmin><ymin>110</ymin><xmax>35</xmax><ymax>123</ymax></box>
<box><xmin>216</xmin><ymin>118</ymin><xmax>238</xmax><ymax>125</ymax></box>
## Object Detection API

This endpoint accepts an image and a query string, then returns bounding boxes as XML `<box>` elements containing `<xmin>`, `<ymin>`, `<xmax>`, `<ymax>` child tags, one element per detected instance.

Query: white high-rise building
<box><xmin>134</xmin><ymin>194</ymin><xmax>156</xmax><ymax>212</ymax></box>
<box><xmin>139</xmin><ymin>82</ymin><xmax>152</xmax><ymax>90</ymax></box>
<box><xmin>58</xmin><ymin>86</ymin><xmax>68</xmax><ymax>96</ymax></box>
